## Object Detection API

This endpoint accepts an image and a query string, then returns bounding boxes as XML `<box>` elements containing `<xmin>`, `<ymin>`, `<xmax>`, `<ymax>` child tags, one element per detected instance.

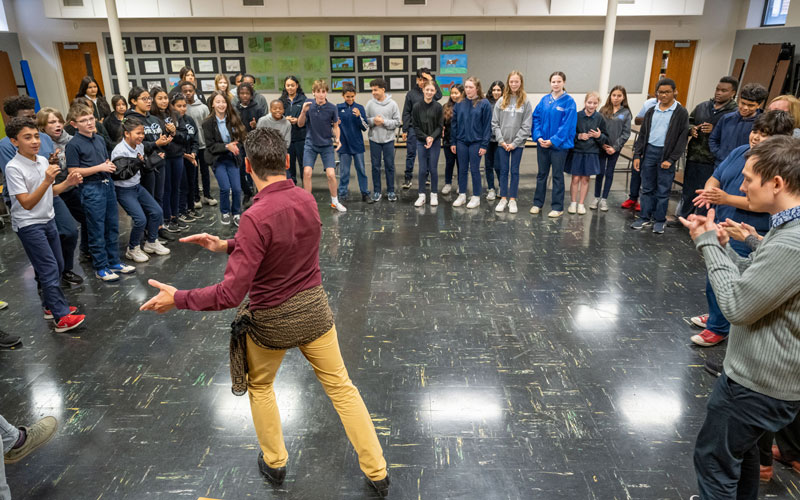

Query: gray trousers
<box><xmin>0</xmin><ymin>414</ymin><xmax>19</xmax><ymax>500</ymax></box>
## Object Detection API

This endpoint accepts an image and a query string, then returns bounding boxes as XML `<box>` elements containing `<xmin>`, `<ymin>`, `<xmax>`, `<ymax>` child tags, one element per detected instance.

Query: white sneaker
<box><xmin>495</xmin><ymin>198</ymin><xmax>507</xmax><ymax>212</ymax></box>
<box><xmin>509</xmin><ymin>199</ymin><xmax>518</xmax><ymax>213</ymax></box>
<box><xmin>125</xmin><ymin>246</ymin><xmax>150</xmax><ymax>263</ymax></box>
<box><xmin>466</xmin><ymin>196</ymin><xmax>480</xmax><ymax>209</ymax></box>
<box><xmin>589</xmin><ymin>198</ymin><xmax>599</xmax><ymax>210</ymax></box>
<box><xmin>486</xmin><ymin>189</ymin><xmax>496</xmax><ymax>201</ymax></box>
<box><xmin>441</xmin><ymin>184</ymin><xmax>452</xmax><ymax>195</ymax></box>
<box><xmin>599</xmin><ymin>199</ymin><xmax>609</xmax><ymax>212</ymax></box>
<box><xmin>143</xmin><ymin>240</ymin><xmax>171</xmax><ymax>256</ymax></box>
<box><xmin>331</xmin><ymin>200</ymin><xmax>347</xmax><ymax>212</ymax></box>
<box><xmin>430</xmin><ymin>193</ymin><xmax>438</xmax><ymax>206</ymax></box>
<box><xmin>548</xmin><ymin>210</ymin><xmax>563</xmax><ymax>218</ymax></box>
<box><xmin>414</xmin><ymin>193</ymin><xmax>426</xmax><ymax>207</ymax></box>
<box><xmin>529</xmin><ymin>205</ymin><xmax>540</xmax><ymax>214</ymax></box>
<box><xmin>202</xmin><ymin>196</ymin><xmax>218</xmax><ymax>206</ymax></box>
<box><xmin>577</xmin><ymin>204</ymin><xmax>587</xmax><ymax>215</ymax></box>
<box><xmin>193</xmin><ymin>200</ymin><xmax>202</xmax><ymax>209</ymax></box>
<box><xmin>453</xmin><ymin>193</ymin><xmax>467</xmax><ymax>207</ymax></box>
<box><xmin>567</xmin><ymin>202</ymin><xmax>577</xmax><ymax>214</ymax></box>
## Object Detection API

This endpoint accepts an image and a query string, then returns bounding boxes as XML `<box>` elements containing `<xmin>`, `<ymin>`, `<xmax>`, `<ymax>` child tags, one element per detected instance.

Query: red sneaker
<box><xmin>635</xmin><ymin>202</ymin><xmax>641</xmax><ymax>211</ymax></box>
<box><xmin>43</xmin><ymin>306</ymin><xmax>78</xmax><ymax>320</ymax></box>
<box><xmin>54</xmin><ymin>314</ymin><xmax>85</xmax><ymax>333</ymax></box>
<box><xmin>691</xmin><ymin>314</ymin><xmax>709</xmax><ymax>329</ymax></box>
<box><xmin>760</xmin><ymin>465</ymin><xmax>773</xmax><ymax>482</ymax></box>
<box><xmin>691</xmin><ymin>329</ymin><xmax>727</xmax><ymax>347</ymax></box>
<box><xmin>620</xmin><ymin>199</ymin><xmax>636</xmax><ymax>209</ymax></box>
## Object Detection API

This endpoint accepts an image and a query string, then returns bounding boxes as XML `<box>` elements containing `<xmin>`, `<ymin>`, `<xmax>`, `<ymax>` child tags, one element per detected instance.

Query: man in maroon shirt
<box><xmin>140</xmin><ymin>128</ymin><xmax>389</xmax><ymax>496</ymax></box>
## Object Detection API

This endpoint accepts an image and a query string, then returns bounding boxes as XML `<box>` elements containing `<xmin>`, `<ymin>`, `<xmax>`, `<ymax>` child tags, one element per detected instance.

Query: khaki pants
<box><xmin>246</xmin><ymin>325</ymin><xmax>387</xmax><ymax>481</ymax></box>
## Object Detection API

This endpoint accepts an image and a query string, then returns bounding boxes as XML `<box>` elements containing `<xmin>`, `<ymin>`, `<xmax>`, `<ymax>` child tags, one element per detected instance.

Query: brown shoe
<box><xmin>3</xmin><ymin>416</ymin><xmax>58</xmax><ymax>464</ymax></box>
<box><xmin>760</xmin><ymin>465</ymin><xmax>773</xmax><ymax>482</ymax></box>
<box><xmin>773</xmin><ymin>444</ymin><xmax>800</xmax><ymax>473</ymax></box>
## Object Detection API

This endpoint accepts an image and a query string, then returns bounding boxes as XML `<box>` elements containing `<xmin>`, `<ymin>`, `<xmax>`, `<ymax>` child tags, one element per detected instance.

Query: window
<box><xmin>763</xmin><ymin>0</ymin><xmax>791</xmax><ymax>26</ymax></box>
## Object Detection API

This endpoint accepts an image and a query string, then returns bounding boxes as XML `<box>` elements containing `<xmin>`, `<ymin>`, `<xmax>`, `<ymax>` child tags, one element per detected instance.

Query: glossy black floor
<box><xmin>1</xmin><ymin>158</ymin><xmax>798</xmax><ymax>499</ymax></box>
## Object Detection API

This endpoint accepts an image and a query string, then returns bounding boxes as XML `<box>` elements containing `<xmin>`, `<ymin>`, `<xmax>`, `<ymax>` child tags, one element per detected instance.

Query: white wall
<box><xmin>10</xmin><ymin>0</ymin><xmax>745</xmax><ymax>116</ymax></box>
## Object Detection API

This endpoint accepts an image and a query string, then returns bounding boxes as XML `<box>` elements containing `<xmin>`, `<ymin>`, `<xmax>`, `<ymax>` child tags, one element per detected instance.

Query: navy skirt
<box><xmin>565</xmin><ymin>152</ymin><xmax>601</xmax><ymax>176</ymax></box>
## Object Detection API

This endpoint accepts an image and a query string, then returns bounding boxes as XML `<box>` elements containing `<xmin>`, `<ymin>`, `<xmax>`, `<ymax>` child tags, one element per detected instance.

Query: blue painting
<box><xmin>440</xmin><ymin>54</ymin><xmax>467</xmax><ymax>74</ymax></box>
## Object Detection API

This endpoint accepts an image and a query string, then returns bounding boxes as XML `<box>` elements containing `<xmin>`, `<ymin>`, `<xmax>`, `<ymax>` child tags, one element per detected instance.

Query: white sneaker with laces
<box><xmin>530</xmin><ymin>205</ymin><xmax>540</xmax><ymax>214</ymax></box>
<box><xmin>486</xmin><ymin>189</ymin><xmax>496</xmax><ymax>201</ymax></box>
<box><xmin>495</xmin><ymin>199</ymin><xmax>507</xmax><ymax>212</ymax></box>
<box><xmin>577</xmin><ymin>204</ymin><xmax>587</xmax><ymax>215</ymax></box>
<box><xmin>589</xmin><ymin>198</ymin><xmax>599</xmax><ymax>210</ymax></box>
<box><xmin>453</xmin><ymin>193</ymin><xmax>467</xmax><ymax>207</ymax></box>
<box><xmin>430</xmin><ymin>194</ymin><xmax>438</xmax><ymax>206</ymax></box>
<box><xmin>509</xmin><ymin>199</ymin><xmax>518</xmax><ymax>213</ymax></box>
<box><xmin>331</xmin><ymin>200</ymin><xmax>347</xmax><ymax>212</ymax></box>
<box><xmin>599</xmin><ymin>199</ymin><xmax>609</xmax><ymax>211</ymax></box>
<box><xmin>414</xmin><ymin>194</ymin><xmax>426</xmax><ymax>207</ymax></box>
<box><xmin>441</xmin><ymin>184</ymin><xmax>452</xmax><ymax>195</ymax></box>
<box><xmin>143</xmin><ymin>240</ymin><xmax>171</xmax><ymax>255</ymax></box>
<box><xmin>567</xmin><ymin>202</ymin><xmax>577</xmax><ymax>214</ymax></box>
<box><xmin>548</xmin><ymin>210</ymin><xmax>563</xmax><ymax>218</ymax></box>
<box><xmin>125</xmin><ymin>246</ymin><xmax>150</xmax><ymax>263</ymax></box>
<box><xmin>466</xmin><ymin>196</ymin><xmax>480</xmax><ymax>209</ymax></box>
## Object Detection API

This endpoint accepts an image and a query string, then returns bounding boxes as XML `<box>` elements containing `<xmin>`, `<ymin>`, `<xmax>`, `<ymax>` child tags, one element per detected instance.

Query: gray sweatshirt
<box><xmin>696</xmin><ymin>218</ymin><xmax>800</xmax><ymax>401</ymax></box>
<box><xmin>491</xmin><ymin>96</ymin><xmax>533</xmax><ymax>149</ymax></box>
<box><xmin>256</xmin><ymin>114</ymin><xmax>292</xmax><ymax>149</ymax></box>
<box><xmin>602</xmin><ymin>107</ymin><xmax>632</xmax><ymax>152</ymax></box>
<box><xmin>365</xmin><ymin>95</ymin><xmax>401</xmax><ymax>144</ymax></box>
<box><xmin>185</xmin><ymin>99</ymin><xmax>210</xmax><ymax>149</ymax></box>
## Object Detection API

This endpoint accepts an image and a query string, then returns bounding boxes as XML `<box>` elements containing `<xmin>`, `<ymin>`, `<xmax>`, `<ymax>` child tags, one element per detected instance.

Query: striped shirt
<box><xmin>695</xmin><ymin>217</ymin><xmax>800</xmax><ymax>401</ymax></box>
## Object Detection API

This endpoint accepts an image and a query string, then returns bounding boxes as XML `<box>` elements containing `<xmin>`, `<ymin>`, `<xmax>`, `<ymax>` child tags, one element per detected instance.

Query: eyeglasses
<box><xmin>76</xmin><ymin>117</ymin><xmax>96</xmax><ymax>124</ymax></box>
<box><xmin>138</xmin><ymin>96</ymin><xmax>153</xmax><ymax>102</ymax></box>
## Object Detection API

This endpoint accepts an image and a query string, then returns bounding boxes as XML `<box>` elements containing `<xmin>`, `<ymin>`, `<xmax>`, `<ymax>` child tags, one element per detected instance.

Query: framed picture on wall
<box><xmin>221</xmin><ymin>57</ymin><xmax>246</xmax><ymax>74</ymax></box>
<box><xmin>412</xmin><ymin>35</ymin><xmax>437</xmax><ymax>52</ymax></box>
<box><xmin>219</xmin><ymin>36</ymin><xmax>244</xmax><ymax>53</ymax></box>
<box><xmin>329</xmin><ymin>35</ymin><xmax>354</xmax><ymax>53</ymax></box>
<box><xmin>138</xmin><ymin>58</ymin><xmax>164</xmax><ymax>75</ymax></box>
<box><xmin>110</xmin><ymin>58</ymin><xmax>135</xmax><ymax>76</ymax></box>
<box><xmin>105</xmin><ymin>37</ymin><xmax>132</xmax><ymax>55</ymax></box>
<box><xmin>412</xmin><ymin>55</ymin><xmax>436</xmax><ymax>72</ymax></box>
<box><xmin>142</xmin><ymin>78</ymin><xmax>167</xmax><ymax>91</ymax></box>
<box><xmin>358</xmin><ymin>55</ymin><xmax>382</xmax><ymax>72</ymax></box>
<box><xmin>135</xmin><ymin>37</ymin><xmax>161</xmax><ymax>54</ymax></box>
<box><xmin>358</xmin><ymin>76</ymin><xmax>381</xmax><ymax>93</ymax></box>
<box><xmin>331</xmin><ymin>76</ymin><xmax>356</xmax><ymax>91</ymax></box>
<box><xmin>166</xmin><ymin>57</ymin><xmax>190</xmax><ymax>74</ymax></box>
<box><xmin>197</xmin><ymin>79</ymin><xmax>217</xmax><ymax>93</ymax></box>
<box><xmin>112</xmin><ymin>79</ymin><xmax>136</xmax><ymax>94</ymax></box>
<box><xmin>193</xmin><ymin>57</ymin><xmax>219</xmax><ymax>75</ymax></box>
<box><xmin>440</xmin><ymin>54</ymin><xmax>467</xmax><ymax>74</ymax></box>
<box><xmin>383</xmin><ymin>55</ymin><xmax>408</xmax><ymax>73</ymax></box>
<box><xmin>387</xmin><ymin>75</ymin><xmax>409</xmax><ymax>92</ymax></box>
<box><xmin>191</xmin><ymin>37</ymin><xmax>217</xmax><ymax>54</ymax></box>
<box><xmin>330</xmin><ymin>56</ymin><xmax>355</xmax><ymax>73</ymax></box>
<box><xmin>441</xmin><ymin>34</ymin><xmax>466</xmax><ymax>51</ymax></box>
<box><xmin>164</xmin><ymin>37</ymin><xmax>189</xmax><ymax>54</ymax></box>
<box><xmin>383</xmin><ymin>35</ymin><xmax>408</xmax><ymax>52</ymax></box>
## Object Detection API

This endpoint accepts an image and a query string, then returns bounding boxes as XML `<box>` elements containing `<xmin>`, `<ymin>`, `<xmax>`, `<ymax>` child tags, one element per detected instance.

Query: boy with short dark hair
<box><xmin>66</xmin><ymin>104</ymin><xmax>135</xmax><ymax>281</ymax></box>
<box><xmin>709</xmin><ymin>82</ymin><xmax>768</xmax><ymax>166</ymax></box>
<box><xmin>337</xmin><ymin>84</ymin><xmax>371</xmax><ymax>203</ymax></box>
<box><xmin>256</xmin><ymin>99</ymin><xmax>292</xmax><ymax>150</ymax></box>
<box><xmin>366</xmin><ymin>78</ymin><xmax>400</xmax><ymax>202</ymax></box>
<box><xmin>4</xmin><ymin>117</ymin><xmax>85</xmax><ymax>332</ymax></box>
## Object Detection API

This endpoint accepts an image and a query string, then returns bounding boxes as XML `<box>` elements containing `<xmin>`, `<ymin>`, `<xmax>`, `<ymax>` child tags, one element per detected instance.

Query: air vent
<box><xmin>63</xmin><ymin>0</ymin><xmax>84</xmax><ymax>6</ymax></box>
<box><xmin>405</xmin><ymin>0</ymin><xmax>427</xmax><ymax>5</ymax></box>
<box><xmin>243</xmin><ymin>0</ymin><xmax>265</xmax><ymax>5</ymax></box>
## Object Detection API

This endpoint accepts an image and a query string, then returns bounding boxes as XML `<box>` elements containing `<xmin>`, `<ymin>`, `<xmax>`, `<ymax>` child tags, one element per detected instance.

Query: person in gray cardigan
<box><xmin>680</xmin><ymin>135</ymin><xmax>800</xmax><ymax>500</ymax></box>
<box><xmin>491</xmin><ymin>71</ymin><xmax>532</xmax><ymax>214</ymax></box>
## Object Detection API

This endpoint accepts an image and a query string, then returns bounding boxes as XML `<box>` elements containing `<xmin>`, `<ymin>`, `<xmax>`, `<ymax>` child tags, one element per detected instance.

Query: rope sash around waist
<box><xmin>229</xmin><ymin>285</ymin><xmax>333</xmax><ymax>395</ymax></box>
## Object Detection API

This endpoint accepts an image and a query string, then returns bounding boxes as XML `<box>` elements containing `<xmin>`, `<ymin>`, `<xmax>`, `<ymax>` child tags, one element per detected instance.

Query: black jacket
<box><xmin>686</xmin><ymin>99</ymin><xmax>737</xmax><ymax>164</ymax></box>
<box><xmin>280</xmin><ymin>92</ymin><xmax>308</xmax><ymax>143</ymax></box>
<box><xmin>183</xmin><ymin>115</ymin><xmax>199</xmax><ymax>157</ymax></box>
<box><xmin>573</xmin><ymin>110</ymin><xmax>608</xmax><ymax>154</ymax></box>
<box><xmin>412</xmin><ymin>100</ymin><xmax>443</xmax><ymax>141</ymax></box>
<box><xmin>633</xmin><ymin>102</ymin><xmax>689</xmax><ymax>168</ymax></box>
<box><xmin>123</xmin><ymin>109</ymin><xmax>166</xmax><ymax>158</ymax></box>
<box><xmin>163</xmin><ymin>114</ymin><xmax>189</xmax><ymax>159</ymax></box>
<box><xmin>235</xmin><ymin>101</ymin><xmax>265</xmax><ymax>133</ymax></box>
<box><xmin>402</xmin><ymin>83</ymin><xmax>443</xmax><ymax>133</ymax></box>
<box><xmin>111</xmin><ymin>155</ymin><xmax>145</xmax><ymax>181</ymax></box>
<box><xmin>202</xmin><ymin>117</ymin><xmax>240</xmax><ymax>167</ymax></box>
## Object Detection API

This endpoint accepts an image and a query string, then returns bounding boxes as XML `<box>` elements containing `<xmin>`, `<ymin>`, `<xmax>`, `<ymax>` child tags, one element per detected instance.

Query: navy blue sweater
<box><xmin>451</xmin><ymin>98</ymin><xmax>493</xmax><ymax>148</ymax></box>
<box><xmin>337</xmin><ymin>102</ymin><xmax>367</xmax><ymax>155</ymax></box>
<box><xmin>708</xmin><ymin>109</ymin><xmax>761</xmax><ymax>165</ymax></box>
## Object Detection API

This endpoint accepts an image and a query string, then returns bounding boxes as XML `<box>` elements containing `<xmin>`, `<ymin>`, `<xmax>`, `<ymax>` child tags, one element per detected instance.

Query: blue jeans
<box><xmin>404</xmin><ymin>128</ymin><xmax>417</xmax><ymax>182</ymax></box>
<box><xmin>53</xmin><ymin>195</ymin><xmax>78</xmax><ymax>273</ymax></box>
<box><xmin>162</xmin><ymin>156</ymin><xmax>184</xmax><ymax>221</ymax></box>
<box><xmin>638</xmin><ymin>145</ymin><xmax>673</xmax><ymax>222</ymax></box>
<box><xmin>214</xmin><ymin>158</ymin><xmax>242</xmax><ymax>215</ymax></box>
<box><xmin>595</xmin><ymin>150</ymin><xmax>620</xmax><ymax>199</ymax></box>
<box><xmin>116</xmin><ymin>184</ymin><xmax>163</xmax><ymax>248</ymax></box>
<box><xmin>303</xmin><ymin>141</ymin><xmax>336</xmax><ymax>169</ymax></box>
<box><xmin>180</xmin><ymin>158</ymin><xmax>197</xmax><ymax>214</ymax></box>
<box><xmin>417</xmin><ymin>140</ymin><xmax>440</xmax><ymax>194</ymax></box>
<box><xmin>456</xmin><ymin>142</ymin><xmax>483</xmax><ymax>196</ymax></box>
<box><xmin>485</xmin><ymin>142</ymin><xmax>499</xmax><ymax>191</ymax></box>
<box><xmin>17</xmin><ymin>219</ymin><xmax>69</xmax><ymax>319</ymax></box>
<box><xmin>534</xmin><ymin>147</ymin><xmax>568</xmax><ymax>211</ymax></box>
<box><xmin>288</xmin><ymin>140</ymin><xmax>305</xmax><ymax>183</ymax></box>
<box><xmin>59</xmin><ymin>187</ymin><xmax>88</xmax><ymax>255</ymax></box>
<box><xmin>370</xmin><ymin>140</ymin><xmax>395</xmax><ymax>194</ymax></box>
<box><xmin>338</xmin><ymin>152</ymin><xmax>369</xmax><ymax>197</ymax></box>
<box><xmin>0</xmin><ymin>414</ymin><xmax>20</xmax><ymax>500</ymax></box>
<box><xmin>498</xmin><ymin>147</ymin><xmax>524</xmax><ymax>199</ymax></box>
<box><xmin>80</xmin><ymin>180</ymin><xmax>121</xmax><ymax>270</ymax></box>
<box><xmin>694</xmin><ymin>372</ymin><xmax>800</xmax><ymax>500</ymax></box>
<box><xmin>444</xmin><ymin>145</ymin><xmax>459</xmax><ymax>185</ymax></box>
<box><xmin>705</xmin><ymin>243</ymin><xmax>750</xmax><ymax>337</ymax></box>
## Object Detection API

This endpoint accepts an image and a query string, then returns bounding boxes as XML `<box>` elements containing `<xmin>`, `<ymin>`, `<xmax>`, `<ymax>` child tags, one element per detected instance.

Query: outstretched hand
<box><xmin>678</xmin><ymin>208</ymin><xmax>727</xmax><ymax>245</ymax></box>
<box><xmin>139</xmin><ymin>279</ymin><xmax>177</xmax><ymax>314</ymax></box>
<box><xmin>180</xmin><ymin>233</ymin><xmax>228</xmax><ymax>253</ymax></box>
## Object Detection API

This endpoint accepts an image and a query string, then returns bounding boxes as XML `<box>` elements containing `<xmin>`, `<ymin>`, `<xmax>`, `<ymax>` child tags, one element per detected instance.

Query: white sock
<box><xmin>331</xmin><ymin>196</ymin><xmax>339</xmax><ymax>204</ymax></box>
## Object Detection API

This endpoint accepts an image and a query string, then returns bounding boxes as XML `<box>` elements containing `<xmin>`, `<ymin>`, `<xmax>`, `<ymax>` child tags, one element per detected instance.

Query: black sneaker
<box><xmin>188</xmin><ymin>210</ymin><xmax>204</xmax><ymax>220</ymax></box>
<box><xmin>402</xmin><ymin>180</ymin><xmax>412</xmax><ymax>190</ymax></box>
<box><xmin>362</xmin><ymin>193</ymin><xmax>374</xmax><ymax>204</ymax></box>
<box><xmin>173</xmin><ymin>218</ymin><xmax>190</xmax><ymax>230</ymax></box>
<box><xmin>704</xmin><ymin>359</ymin><xmax>722</xmax><ymax>378</ymax></box>
<box><xmin>366</xmin><ymin>474</ymin><xmax>390</xmax><ymax>497</ymax></box>
<box><xmin>61</xmin><ymin>271</ymin><xmax>84</xmax><ymax>286</ymax></box>
<box><xmin>158</xmin><ymin>228</ymin><xmax>176</xmax><ymax>241</ymax></box>
<box><xmin>0</xmin><ymin>329</ymin><xmax>21</xmax><ymax>348</ymax></box>
<box><xmin>257</xmin><ymin>452</ymin><xmax>286</xmax><ymax>486</ymax></box>
<box><xmin>178</xmin><ymin>213</ymin><xmax>195</xmax><ymax>223</ymax></box>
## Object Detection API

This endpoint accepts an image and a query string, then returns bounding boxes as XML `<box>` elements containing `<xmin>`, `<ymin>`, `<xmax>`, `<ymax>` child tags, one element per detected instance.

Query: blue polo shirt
<box><xmin>712</xmin><ymin>144</ymin><xmax>770</xmax><ymax>255</ymax></box>
<box><xmin>648</xmin><ymin>100</ymin><xmax>677</xmax><ymax>147</ymax></box>
<box><xmin>216</xmin><ymin>116</ymin><xmax>231</xmax><ymax>143</ymax></box>
<box><xmin>305</xmin><ymin>99</ymin><xmax>338</xmax><ymax>148</ymax></box>
<box><xmin>65</xmin><ymin>132</ymin><xmax>111</xmax><ymax>182</ymax></box>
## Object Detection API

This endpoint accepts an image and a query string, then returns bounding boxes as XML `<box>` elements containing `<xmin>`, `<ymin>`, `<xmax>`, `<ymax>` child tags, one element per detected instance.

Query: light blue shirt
<box><xmin>216</xmin><ymin>116</ymin><xmax>231</xmax><ymax>143</ymax></box>
<box><xmin>648</xmin><ymin>100</ymin><xmax>677</xmax><ymax>147</ymax></box>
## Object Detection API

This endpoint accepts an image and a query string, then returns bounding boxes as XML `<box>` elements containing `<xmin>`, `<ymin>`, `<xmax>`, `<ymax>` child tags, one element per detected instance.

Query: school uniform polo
<box><xmin>305</xmin><ymin>100</ymin><xmax>338</xmax><ymax>147</ymax></box>
<box><xmin>65</xmin><ymin>132</ymin><xmax>111</xmax><ymax>182</ymax></box>
<box><xmin>648</xmin><ymin>100</ymin><xmax>677</xmax><ymax>147</ymax></box>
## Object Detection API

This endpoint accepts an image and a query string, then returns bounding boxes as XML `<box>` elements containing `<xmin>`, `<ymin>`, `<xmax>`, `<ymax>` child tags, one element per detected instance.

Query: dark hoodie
<box><xmin>123</xmin><ymin>109</ymin><xmax>166</xmax><ymax>163</ymax></box>
<box><xmin>402</xmin><ymin>82</ymin><xmax>443</xmax><ymax>134</ymax></box>
<box><xmin>235</xmin><ymin>100</ymin><xmax>265</xmax><ymax>133</ymax></box>
<box><xmin>281</xmin><ymin>92</ymin><xmax>308</xmax><ymax>143</ymax></box>
<box><xmin>708</xmin><ymin>108</ymin><xmax>762</xmax><ymax>165</ymax></box>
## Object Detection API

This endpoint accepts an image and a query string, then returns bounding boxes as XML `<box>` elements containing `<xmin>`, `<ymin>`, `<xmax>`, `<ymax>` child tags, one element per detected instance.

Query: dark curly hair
<box><xmin>3</xmin><ymin>95</ymin><xmax>36</xmax><ymax>118</ymax></box>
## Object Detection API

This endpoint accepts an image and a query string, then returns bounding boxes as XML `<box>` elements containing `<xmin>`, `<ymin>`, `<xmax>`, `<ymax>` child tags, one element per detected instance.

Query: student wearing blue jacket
<box><xmin>708</xmin><ymin>82</ymin><xmax>767</xmax><ymax>166</ymax></box>
<box><xmin>450</xmin><ymin>77</ymin><xmax>493</xmax><ymax>209</ymax></box>
<box><xmin>337</xmin><ymin>85</ymin><xmax>371</xmax><ymax>203</ymax></box>
<box><xmin>531</xmin><ymin>71</ymin><xmax>577</xmax><ymax>217</ymax></box>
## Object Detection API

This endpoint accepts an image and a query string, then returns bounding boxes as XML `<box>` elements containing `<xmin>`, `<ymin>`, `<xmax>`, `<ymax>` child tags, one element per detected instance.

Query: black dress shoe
<box><xmin>0</xmin><ymin>329</ymin><xmax>21</xmax><ymax>348</ymax></box>
<box><xmin>366</xmin><ymin>474</ymin><xmax>390</xmax><ymax>497</ymax></box>
<box><xmin>704</xmin><ymin>359</ymin><xmax>722</xmax><ymax>378</ymax></box>
<box><xmin>61</xmin><ymin>271</ymin><xmax>84</xmax><ymax>285</ymax></box>
<box><xmin>257</xmin><ymin>452</ymin><xmax>286</xmax><ymax>485</ymax></box>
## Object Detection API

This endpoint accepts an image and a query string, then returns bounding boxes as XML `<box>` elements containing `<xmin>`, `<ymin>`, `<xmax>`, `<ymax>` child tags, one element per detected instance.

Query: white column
<box><xmin>105</xmin><ymin>0</ymin><xmax>129</xmax><ymax>93</ymax></box>
<box><xmin>598</xmin><ymin>0</ymin><xmax>619</xmax><ymax>97</ymax></box>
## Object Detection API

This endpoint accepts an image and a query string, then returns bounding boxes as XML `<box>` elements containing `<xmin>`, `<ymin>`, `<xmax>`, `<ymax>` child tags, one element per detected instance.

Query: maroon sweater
<box><xmin>174</xmin><ymin>179</ymin><xmax>322</xmax><ymax>311</ymax></box>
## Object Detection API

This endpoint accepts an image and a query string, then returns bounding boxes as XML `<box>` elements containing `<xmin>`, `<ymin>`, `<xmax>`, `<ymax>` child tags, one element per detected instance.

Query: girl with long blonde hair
<box><xmin>491</xmin><ymin>71</ymin><xmax>532</xmax><ymax>213</ymax></box>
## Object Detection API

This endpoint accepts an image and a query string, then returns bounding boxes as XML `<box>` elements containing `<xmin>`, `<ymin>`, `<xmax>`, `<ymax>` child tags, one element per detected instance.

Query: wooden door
<box><xmin>0</xmin><ymin>51</ymin><xmax>19</xmax><ymax>136</ymax></box>
<box><xmin>648</xmin><ymin>40</ymin><xmax>697</xmax><ymax>102</ymax></box>
<box><xmin>56</xmin><ymin>42</ymin><xmax>106</xmax><ymax>102</ymax></box>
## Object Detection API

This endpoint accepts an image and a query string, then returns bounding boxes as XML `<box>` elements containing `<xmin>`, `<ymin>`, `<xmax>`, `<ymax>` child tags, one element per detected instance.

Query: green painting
<box><xmin>253</xmin><ymin>76</ymin><xmax>275</xmax><ymax>91</ymax></box>
<box><xmin>248</xmin><ymin>36</ymin><xmax>272</xmax><ymax>53</ymax></box>
<box><xmin>302</xmin><ymin>34</ymin><xmax>326</xmax><ymax>52</ymax></box>
<box><xmin>357</xmin><ymin>35</ymin><xmax>381</xmax><ymax>52</ymax></box>
<box><xmin>247</xmin><ymin>57</ymin><xmax>273</xmax><ymax>74</ymax></box>
<box><xmin>303</xmin><ymin>76</ymin><xmax>317</xmax><ymax>91</ymax></box>
<box><xmin>277</xmin><ymin>56</ymin><xmax>300</xmax><ymax>74</ymax></box>
<box><xmin>303</xmin><ymin>56</ymin><xmax>326</xmax><ymax>74</ymax></box>
<box><xmin>276</xmin><ymin>35</ymin><xmax>299</xmax><ymax>52</ymax></box>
